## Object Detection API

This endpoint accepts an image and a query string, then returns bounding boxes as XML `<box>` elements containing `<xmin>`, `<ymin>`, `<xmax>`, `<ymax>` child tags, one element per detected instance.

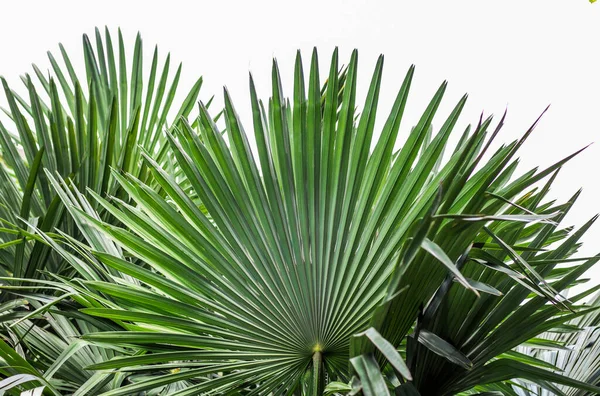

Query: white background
<box><xmin>1</xmin><ymin>0</ymin><xmax>598</xmax><ymax>292</ymax></box>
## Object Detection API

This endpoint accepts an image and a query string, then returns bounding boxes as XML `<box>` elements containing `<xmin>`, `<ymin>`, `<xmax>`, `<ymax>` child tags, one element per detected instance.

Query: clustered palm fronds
<box><xmin>514</xmin><ymin>292</ymin><xmax>600</xmax><ymax>396</ymax></box>
<box><xmin>0</xmin><ymin>29</ymin><xmax>599</xmax><ymax>396</ymax></box>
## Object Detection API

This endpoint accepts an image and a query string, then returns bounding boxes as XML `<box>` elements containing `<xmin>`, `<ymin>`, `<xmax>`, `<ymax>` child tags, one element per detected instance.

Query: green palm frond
<box><xmin>0</xmin><ymin>26</ymin><xmax>202</xmax><ymax>282</ymax></box>
<box><xmin>0</xmin><ymin>27</ymin><xmax>203</xmax><ymax>394</ymax></box>
<box><xmin>509</xmin><ymin>291</ymin><xmax>600</xmax><ymax>395</ymax></box>
<box><xmin>1</xmin><ymin>32</ymin><xmax>599</xmax><ymax>396</ymax></box>
<box><xmin>19</xmin><ymin>48</ymin><xmax>599</xmax><ymax>395</ymax></box>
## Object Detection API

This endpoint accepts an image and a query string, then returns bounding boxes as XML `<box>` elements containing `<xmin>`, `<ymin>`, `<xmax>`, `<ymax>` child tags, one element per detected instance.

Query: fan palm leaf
<box><xmin>0</xmin><ymin>26</ymin><xmax>202</xmax><ymax>282</ymax></box>
<box><xmin>22</xmin><ymin>48</ymin><xmax>599</xmax><ymax>395</ymax></box>
<box><xmin>0</xmin><ymin>27</ymin><xmax>203</xmax><ymax>394</ymax></box>
<box><xmin>509</xmin><ymin>291</ymin><xmax>600</xmax><ymax>395</ymax></box>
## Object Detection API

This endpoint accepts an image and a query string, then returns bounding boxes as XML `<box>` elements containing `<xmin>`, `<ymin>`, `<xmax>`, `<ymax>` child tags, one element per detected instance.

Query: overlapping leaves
<box><xmin>0</xmin><ymin>37</ymin><xmax>599</xmax><ymax>396</ymax></box>
<box><xmin>0</xmin><ymin>28</ymin><xmax>202</xmax><ymax>394</ymax></box>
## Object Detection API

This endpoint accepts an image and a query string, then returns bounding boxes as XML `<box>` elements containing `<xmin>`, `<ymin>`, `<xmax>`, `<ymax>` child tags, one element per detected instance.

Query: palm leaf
<box><xmin>30</xmin><ymin>48</ymin><xmax>600</xmax><ymax>395</ymax></box>
<box><xmin>0</xmin><ymin>27</ymin><xmax>203</xmax><ymax>394</ymax></box>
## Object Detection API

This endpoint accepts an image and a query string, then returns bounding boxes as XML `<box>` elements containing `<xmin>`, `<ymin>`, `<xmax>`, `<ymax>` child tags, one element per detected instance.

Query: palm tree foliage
<box><xmin>512</xmin><ymin>291</ymin><xmax>600</xmax><ymax>395</ymax></box>
<box><xmin>1</xmin><ymin>32</ymin><xmax>600</xmax><ymax>395</ymax></box>
<box><xmin>0</xmin><ymin>26</ymin><xmax>202</xmax><ymax>282</ymax></box>
<box><xmin>0</xmin><ymin>28</ymin><xmax>202</xmax><ymax>394</ymax></box>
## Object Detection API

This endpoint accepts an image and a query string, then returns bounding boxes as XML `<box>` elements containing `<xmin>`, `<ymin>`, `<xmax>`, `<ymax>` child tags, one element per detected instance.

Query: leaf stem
<box><xmin>312</xmin><ymin>350</ymin><xmax>323</xmax><ymax>395</ymax></box>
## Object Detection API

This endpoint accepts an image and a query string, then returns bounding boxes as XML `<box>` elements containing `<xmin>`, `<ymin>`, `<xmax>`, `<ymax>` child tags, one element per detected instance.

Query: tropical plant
<box><xmin>0</xmin><ymin>27</ymin><xmax>203</xmax><ymax>394</ymax></box>
<box><xmin>0</xmin><ymin>26</ymin><xmax>202</xmax><ymax>283</ymax></box>
<box><xmin>1</xmin><ymin>34</ymin><xmax>599</xmax><ymax>396</ymax></box>
<box><xmin>512</xmin><ymin>291</ymin><xmax>600</xmax><ymax>395</ymax></box>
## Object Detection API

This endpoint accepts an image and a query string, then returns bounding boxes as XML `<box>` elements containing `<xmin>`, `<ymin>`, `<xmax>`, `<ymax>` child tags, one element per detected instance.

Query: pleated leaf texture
<box><xmin>1</xmin><ymin>33</ymin><xmax>600</xmax><ymax>396</ymax></box>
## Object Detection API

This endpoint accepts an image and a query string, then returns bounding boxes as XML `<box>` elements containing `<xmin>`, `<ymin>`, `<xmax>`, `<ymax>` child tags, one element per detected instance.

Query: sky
<box><xmin>0</xmin><ymin>0</ymin><xmax>599</xmax><ymax>291</ymax></box>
